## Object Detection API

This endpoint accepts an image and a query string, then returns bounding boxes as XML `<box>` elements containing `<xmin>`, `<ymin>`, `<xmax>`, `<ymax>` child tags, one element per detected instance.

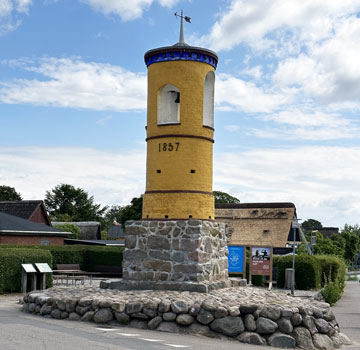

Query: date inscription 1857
<box><xmin>158</xmin><ymin>142</ymin><xmax>180</xmax><ymax>152</ymax></box>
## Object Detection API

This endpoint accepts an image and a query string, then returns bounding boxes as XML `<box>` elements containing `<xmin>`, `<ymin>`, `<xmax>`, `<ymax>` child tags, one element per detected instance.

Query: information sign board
<box><xmin>228</xmin><ymin>246</ymin><xmax>245</xmax><ymax>273</ymax></box>
<box><xmin>250</xmin><ymin>246</ymin><xmax>272</xmax><ymax>275</ymax></box>
<box><xmin>21</xmin><ymin>264</ymin><xmax>36</xmax><ymax>273</ymax></box>
<box><xmin>35</xmin><ymin>263</ymin><xmax>53</xmax><ymax>273</ymax></box>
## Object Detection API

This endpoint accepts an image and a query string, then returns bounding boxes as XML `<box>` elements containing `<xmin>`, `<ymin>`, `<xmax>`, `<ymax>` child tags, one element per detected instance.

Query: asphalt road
<box><xmin>333</xmin><ymin>281</ymin><xmax>360</xmax><ymax>349</ymax></box>
<box><xmin>0</xmin><ymin>297</ymin><xmax>286</xmax><ymax>350</ymax></box>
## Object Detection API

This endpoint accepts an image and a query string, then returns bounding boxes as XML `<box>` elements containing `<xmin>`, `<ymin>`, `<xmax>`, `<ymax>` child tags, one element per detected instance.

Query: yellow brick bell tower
<box><xmin>142</xmin><ymin>11</ymin><xmax>218</xmax><ymax>220</ymax></box>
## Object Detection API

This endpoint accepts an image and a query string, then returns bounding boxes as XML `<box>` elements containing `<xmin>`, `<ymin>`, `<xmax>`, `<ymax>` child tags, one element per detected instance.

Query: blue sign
<box><xmin>228</xmin><ymin>246</ymin><xmax>245</xmax><ymax>273</ymax></box>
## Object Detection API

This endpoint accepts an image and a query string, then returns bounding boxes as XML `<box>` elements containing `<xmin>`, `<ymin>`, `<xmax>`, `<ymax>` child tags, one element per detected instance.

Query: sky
<box><xmin>1</xmin><ymin>0</ymin><xmax>360</xmax><ymax>228</ymax></box>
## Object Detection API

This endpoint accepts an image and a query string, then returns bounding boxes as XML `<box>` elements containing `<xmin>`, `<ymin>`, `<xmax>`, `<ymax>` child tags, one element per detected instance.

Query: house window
<box><xmin>157</xmin><ymin>84</ymin><xmax>180</xmax><ymax>125</ymax></box>
<box><xmin>203</xmin><ymin>71</ymin><xmax>215</xmax><ymax>128</ymax></box>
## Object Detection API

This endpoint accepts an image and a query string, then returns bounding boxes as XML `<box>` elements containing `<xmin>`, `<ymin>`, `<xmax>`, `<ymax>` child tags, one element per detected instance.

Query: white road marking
<box><xmin>116</xmin><ymin>333</ymin><xmax>141</xmax><ymax>337</ymax></box>
<box><xmin>139</xmin><ymin>338</ymin><xmax>163</xmax><ymax>342</ymax></box>
<box><xmin>165</xmin><ymin>345</ymin><xmax>190</xmax><ymax>348</ymax></box>
<box><xmin>95</xmin><ymin>328</ymin><xmax>118</xmax><ymax>332</ymax></box>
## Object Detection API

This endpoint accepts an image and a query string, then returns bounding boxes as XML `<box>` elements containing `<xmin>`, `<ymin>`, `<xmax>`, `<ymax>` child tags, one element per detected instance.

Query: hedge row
<box><xmin>0</xmin><ymin>245</ymin><xmax>124</xmax><ymax>271</ymax></box>
<box><xmin>0</xmin><ymin>245</ymin><xmax>124</xmax><ymax>294</ymax></box>
<box><xmin>0</xmin><ymin>248</ymin><xmax>53</xmax><ymax>294</ymax></box>
<box><xmin>274</xmin><ymin>254</ymin><xmax>346</xmax><ymax>294</ymax></box>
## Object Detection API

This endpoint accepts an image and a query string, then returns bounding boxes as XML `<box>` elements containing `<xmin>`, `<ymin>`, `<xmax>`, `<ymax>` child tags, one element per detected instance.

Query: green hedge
<box><xmin>274</xmin><ymin>254</ymin><xmax>347</xmax><ymax>295</ymax></box>
<box><xmin>276</xmin><ymin>255</ymin><xmax>321</xmax><ymax>290</ymax></box>
<box><xmin>0</xmin><ymin>248</ymin><xmax>53</xmax><ymax>294</ymax></box>
<box><xmin>0</xmin><ymin>244</ymin><xmax>124</xmax><ymax>271</ymax></box>
<box><xmin>84</xmin><ymin>247</ymin><xmax>123</xmax><ymax>271</ymax></box>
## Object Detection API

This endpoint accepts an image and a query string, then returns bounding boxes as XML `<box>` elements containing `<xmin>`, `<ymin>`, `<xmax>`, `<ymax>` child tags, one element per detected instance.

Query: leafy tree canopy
<box><xmin>213</xmin><ymin>190</ymin><xmax>240</xmax><ymax>204</ymax></box>
<box><xmin>102</xmin><ymin>196</ymin><xmax>143</xmax><ymax>230</ymax></box>
<box><xmin>53</xmin><ymin>223</ymin><xmax>80</xmax><ymax>240</ymax></box>
<box><xmin>0</xmin><ymin>185</ymin><xmax>22</xmax><ymax>201</ymax></box>
<box><xmin>45</xmin><ymin>184</ymin><xmax>107</xmax><ymax>222</ymax></box>
<box><xmin>301</xmin><ymin>218</ymin><xmax>323</xmax><ymax>231</ymax></box>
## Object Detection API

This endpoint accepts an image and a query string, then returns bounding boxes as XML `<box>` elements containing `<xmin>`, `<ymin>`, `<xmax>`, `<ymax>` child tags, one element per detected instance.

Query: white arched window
<box><xmin>157</xmin><ymin>84</ymin><xmax>180</xmax><ymax>125</ymax></box>
<box><xmin>203</xmin><ymin>71</ymin><xmax>215</xmax><ymax>128</ymax></box>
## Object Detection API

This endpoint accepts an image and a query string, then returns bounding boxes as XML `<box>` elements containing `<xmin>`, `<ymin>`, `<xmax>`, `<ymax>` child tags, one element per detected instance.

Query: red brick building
<box><xmin>0</xmin><ymin>200</ymin><xmax>51</xmax><ymax>226</ymax></box>
<box><xmin>0</xmin><ymin>212</ymin><xmax>70</xmax><ymax>246</ymax></box>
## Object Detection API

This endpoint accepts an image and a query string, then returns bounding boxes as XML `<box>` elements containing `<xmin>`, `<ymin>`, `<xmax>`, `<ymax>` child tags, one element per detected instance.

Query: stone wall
<box><xmin>123</xmin><ymin>220</ymin><xmax>229</xmax><ymax>283</ymax></box>
<box><xmin>22</xmin><ymin>288</ymin><xmax>352</xmax><ymax>349</ymax></box>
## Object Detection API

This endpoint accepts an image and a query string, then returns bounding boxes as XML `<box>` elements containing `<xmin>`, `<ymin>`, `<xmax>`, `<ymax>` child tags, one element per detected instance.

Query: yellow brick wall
<box><xmin>143</xmin><ymin>60</ymin><xmax>215</xmax><ymax>219</ymax></box>
<box><xmin>143</xmin><ymin>192</ymin><xmax>215</xmax><ymax>220</ymax></box>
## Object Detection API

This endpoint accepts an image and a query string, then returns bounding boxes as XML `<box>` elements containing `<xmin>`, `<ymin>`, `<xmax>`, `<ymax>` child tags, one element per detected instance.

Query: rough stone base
<box><xmin>123</xmin><ymin>220</ymin><xmax>229</xmax><ymax>283</ymax></box>
<box><xmin>100</xmin><ymin>278</ymin><xmax>247</xmax><ymax>293</ymax></box>
<box><xmin>23</xmin><ymin>286</ymin><xmax>351</xmax><ymax>350</ymax></box>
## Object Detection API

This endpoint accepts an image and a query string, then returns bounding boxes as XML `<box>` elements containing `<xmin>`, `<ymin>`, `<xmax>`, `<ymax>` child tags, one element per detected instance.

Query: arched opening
<box><xmin>203</xmin><ymin>71</ymin><xmax>215</xmax><ymax>128</ymax></box>
<box><xmin>157</xmin><ymin>84</ymin><xmax>180</xmax><ymax>125</ymax></box>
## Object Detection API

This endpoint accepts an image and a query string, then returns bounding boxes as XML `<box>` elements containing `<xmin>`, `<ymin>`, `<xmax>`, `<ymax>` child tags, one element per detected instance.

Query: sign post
<box><xmin>249</xmin><ymin>246</ymin><xmax>273</xmax><ymax>289</ymax></box>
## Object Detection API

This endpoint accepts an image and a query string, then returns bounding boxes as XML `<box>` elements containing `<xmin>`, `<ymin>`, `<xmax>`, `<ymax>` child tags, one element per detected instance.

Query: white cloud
<box><xmin>215</xmin><ymin>73</ymin><xmax>288</xmax><ymax>113</ymax></box>
<box><xmin>202</xmin><ymin>0</ymin><xmax>360</xmax><ymax>52</ymax></box>
<box><xmin>273</xmin><ymin>16</ymin><xmax>360</xmax><ymax>106</ymax></box>
<box><xmin>0</xmin><ymin>57</ymin><xmax>147</xmax><ymax>111</ymax></box>
<box><xmin>82</xmin><ymin>0</ymin><xmax>180</xmax><ymax>21</ymax></box>
<box><xmin>248</xmin><ymin>110</ymin><xmax>360</xmax><ymax>140</ymax></box>
<box><xmin>214</xmin><ymin>146</ymin><xmax>360</xmax><ymax>227</ymax></box>
<box><xmin>0</xmin><ymin>146</ymin><xmax>146</xmax><ymax>207</ymax></box>
<box><xmin>0</xmin><ymin>0</ymin><xmax>32</xmax><ymax>35</ymax></box>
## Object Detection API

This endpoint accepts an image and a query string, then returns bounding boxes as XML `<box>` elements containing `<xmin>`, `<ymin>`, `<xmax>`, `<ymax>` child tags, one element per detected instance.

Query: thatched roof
<box><xmin>215</xmin><ymin>202</ymin><xmax>298</xmax><ymax>247</ymax></box>
<box><xmin>52</xmin><ymin>221</ymin><xmax>101</xmax><ymax>240</ymax></box>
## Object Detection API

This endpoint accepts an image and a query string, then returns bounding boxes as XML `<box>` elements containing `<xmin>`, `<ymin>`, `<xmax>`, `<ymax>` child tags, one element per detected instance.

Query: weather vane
<box><xmin>174</xmin><ymin>10</ymin><xmax>191</xmax><ymax>45</ymax></box>
<box><xmin>174</xmin><ymin>10</ymin><xmax>191</xmax><ymax>23</ymax></box>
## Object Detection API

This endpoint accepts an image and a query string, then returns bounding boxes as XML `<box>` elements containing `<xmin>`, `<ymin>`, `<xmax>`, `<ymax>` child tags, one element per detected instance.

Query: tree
<box><xmin>339</xmin><ymin>225</ymin><xmax>360</xmax><ymax>263</ymax></box>
<box><xmin>213</xmin><ymin>190</ymin><xmax>240</xmax><ymax>204</ymax></box>
<box><xmin>45</xmin><ymin>184</ymin><xmax>107</xmax><ymax>222</ymax></box>
<box><xmin>118</xmin><ymin>196</ymin><xmax>143</xmax><ymax>227</ymax></box>
<box><xmin>53</xmin><ymin>223</ymin><xmax>80</xmax><ymax>239</ymax></box>
<box><xmin>301</xmin><ymin>219</ymin><xmax>323</xmax><ymax>232</ymax></box>
<box><xmin>102</xmin><ymin>205</ymin><xmax>124</xmax><ymax>230</ymax></box>
<box><xmin>0</xmin><ymin>185</ymin><xmax>22</xmax><ymax>201</ymax></box>
<box><xmin>102</xmin><ymin>196</ymin><xmax>143</xmax><ymax>230</ymax></box>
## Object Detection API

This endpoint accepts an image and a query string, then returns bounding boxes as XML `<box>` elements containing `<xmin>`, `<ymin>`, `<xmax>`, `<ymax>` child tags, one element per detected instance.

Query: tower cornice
<box><xmin>144</xmin><ymin>45</ymin><xmax>218</xmax><ymax>69</ymax></box>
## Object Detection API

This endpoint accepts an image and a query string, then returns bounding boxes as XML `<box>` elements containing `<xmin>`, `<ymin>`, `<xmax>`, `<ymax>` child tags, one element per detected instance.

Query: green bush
<box><xmin>0</xmin><ymin>248</ymin><xmax>53</xmax><ymax>294</ymax></box>
<box><xmin>0</xmin><ymin>244</ymin><xmax>124</xmax><ymax>272</ymax></box>
<box><xmin>85</xmin><ymin>246</ymin><xmax>124</xmax><ymax>271</ymax></box>
<box><xmin>322</xmin><ymin>275</ymin><xmax>344</xmax><ymax>306</ymax></box>
<box><xmin>276</xmin><ymin>255</ymin><xmax>321</xmax><ymax>290</ymax></box>
<box><xmin>316</xmin><ymin>255</ymin><xmax>346</xmax><ymax>287</ymax></box>
<box><xmin>53</xmin><ymin>223</ymin><xmax>80</xmax><ymax>239</ymax></box>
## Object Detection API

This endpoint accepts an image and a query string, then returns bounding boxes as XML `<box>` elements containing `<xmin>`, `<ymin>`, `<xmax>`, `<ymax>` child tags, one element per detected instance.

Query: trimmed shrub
<box><xmin>276</xmin><ymin>255</ymin><xmax>321</xmax><ymax>290</ymax></box>
<box><xmin>46</xmin><ymin>246</ymin><xmax>87</xmax><ymax>269</ymax></box>
<box><xmin>0</xmin><ymin>248</ymin><xmax>53</xmax><ymax>293</ymax></box>
<box><xmin>85</xmin><ymin>246</ymin><xmax>124</xmax><ymax>271</ymax></box>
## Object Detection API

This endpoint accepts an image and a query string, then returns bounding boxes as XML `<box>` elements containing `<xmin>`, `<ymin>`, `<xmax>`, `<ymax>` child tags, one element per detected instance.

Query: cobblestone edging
<box><xmin>22</xmin><ymin>286</ymin><xmax>352</xmax><ymax>349</ymax></box>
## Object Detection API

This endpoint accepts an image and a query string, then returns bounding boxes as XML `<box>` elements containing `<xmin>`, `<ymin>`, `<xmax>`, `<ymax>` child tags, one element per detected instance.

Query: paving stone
<box><xmin>312</xmin><ymin>333</ymin><xmax>334</xmax><ymax>350</ymax></box>
<box><xmin>237</xmin><ymin>332</ymin><xmax>266</xmax><ymax>345</ymax></box>
<box><xmin>210</xmin><ymin>316</ymin><xmax>245</xmax><ymax>336</ymax></box>
<box><xmin>93</xmin><ymin>308</ymin><xmax>113</xmax><ymax>323</ymax></box>
<box><xmin>157</xmin><ymin>321</ymin><xmax>181</xmax><ymax>333</ymax></box>
<box><xmin>268</xmin><ymin>332</ymin><xmax>296</xmax><ymax>348</ymax></box>
<box><xmin>256</xmin><ymin>317</ymin><xmax>278</xmax><ymax>334</ymax></box>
